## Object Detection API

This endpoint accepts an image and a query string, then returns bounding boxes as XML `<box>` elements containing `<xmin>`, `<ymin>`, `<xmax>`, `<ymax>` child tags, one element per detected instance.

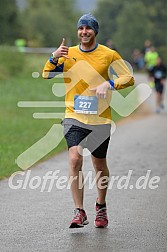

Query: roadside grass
<box><xmin>0</xmin><ymin>74</ymin><xmax>67</xmax><ymax>178</ymax></box>
<box><xmin>0</xmin><ymin>50</ymin><xmax>136</xmax><ymax>179</ymax></box>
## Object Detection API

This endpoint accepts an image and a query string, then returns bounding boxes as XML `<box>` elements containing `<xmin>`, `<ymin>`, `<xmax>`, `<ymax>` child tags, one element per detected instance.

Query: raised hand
<box><xmin>52</xmin><ymin>38</ymin><xmax>69</xmax><ymax>59</ymax></box>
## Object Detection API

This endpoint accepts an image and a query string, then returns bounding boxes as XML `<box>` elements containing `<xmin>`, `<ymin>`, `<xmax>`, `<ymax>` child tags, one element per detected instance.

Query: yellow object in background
<box><xmin>149</xmin><ymin>81</ymin><xmax>155</xmax><ymax>88</ymax></box>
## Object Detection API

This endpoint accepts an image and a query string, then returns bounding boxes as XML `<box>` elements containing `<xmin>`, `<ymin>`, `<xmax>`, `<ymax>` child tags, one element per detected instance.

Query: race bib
<box><xmin>74</xmin><ymin>95</ymin><xmax>98</xmax><ymax>114</ymax></box>
<box><xmin>154</xmin><ymin>70</ymin><xmax>163</xmax><ymax>79</ymax></box>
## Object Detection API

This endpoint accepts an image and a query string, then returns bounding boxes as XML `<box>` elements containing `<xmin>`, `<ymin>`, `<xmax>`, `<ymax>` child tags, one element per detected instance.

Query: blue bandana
<box><xmin>77</xmin><ymin>13</ymin><xmax>99</xmax><ymax>36</ymax></box>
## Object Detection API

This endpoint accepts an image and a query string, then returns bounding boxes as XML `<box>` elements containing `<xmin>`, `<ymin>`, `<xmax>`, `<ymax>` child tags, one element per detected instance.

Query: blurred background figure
<box><xmin>150</xmin><ymin>57</ymin><xmax>167</xmax><ymax>113</ymax></box>
<box><xmin>14</xmin><ymin>38</ymin><xmax>26</xmax><ymax>52</ymax></box>
<box><xmin>132</xmin><ymin>48</ymin><xmax>145</xmax><ymax>71</ymax></box>
<box><xmin>144</xmin><ymin>46</ymin><xmax>159</xmax><ymax>87</ymax></box>
<box><xmin>142</xmin><ymin>39</ymin><xmax>152</xmax><ymax>55</ymax></box>
<box><xmin>105</xmin><ymin>39</ymin><xmax>117</xmax><ymax>51</ymax></box>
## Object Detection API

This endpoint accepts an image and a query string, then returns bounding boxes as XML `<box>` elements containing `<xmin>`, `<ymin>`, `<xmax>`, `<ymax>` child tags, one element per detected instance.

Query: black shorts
<box><xmin>155</xmin><ymin>81</ymin><xmax>164</xmax><ymax>94</ymax></box>
<box><xmin>62</xmin><ymin>120</ymin><xmax>111</xmax><ymax>159</ymax></box>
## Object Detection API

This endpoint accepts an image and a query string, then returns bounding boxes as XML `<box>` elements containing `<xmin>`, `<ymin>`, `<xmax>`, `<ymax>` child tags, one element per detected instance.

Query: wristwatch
<box><xmin>51</xmin><ymin>52</ymin><xmax>58</xmax><ymax>63</ymax></box>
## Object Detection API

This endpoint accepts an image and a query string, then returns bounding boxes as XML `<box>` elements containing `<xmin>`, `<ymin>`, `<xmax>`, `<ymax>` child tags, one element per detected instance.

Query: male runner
<box><xmin>43</xmin><ymin>13</ymin><xmax>134</xmax><ymax>228</ymax></box>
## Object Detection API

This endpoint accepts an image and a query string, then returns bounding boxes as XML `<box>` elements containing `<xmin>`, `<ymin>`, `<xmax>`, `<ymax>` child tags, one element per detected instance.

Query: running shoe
<box><xmin>160</xmin><ymin>103</ymin><xmax>164</xmax><ymax>109</ymax></box>
<box><xmin>69</xmin><ymin>208</ymin><xmax>89</xmax><ymax>228</ymax></box>
<box><xmin>94</xmin><ymin>202</ymin><xmax>108</xmax><ymax>228</ymax></box>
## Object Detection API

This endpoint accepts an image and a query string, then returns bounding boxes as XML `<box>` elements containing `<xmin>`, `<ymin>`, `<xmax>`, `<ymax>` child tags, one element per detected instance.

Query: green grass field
<box><xmin>0</xmin><ymin>48</ymin><xmax>136</xmax><ymax>179</ymax></box>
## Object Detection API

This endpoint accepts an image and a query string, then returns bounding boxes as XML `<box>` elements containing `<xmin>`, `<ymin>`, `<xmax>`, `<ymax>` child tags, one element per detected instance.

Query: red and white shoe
<box><xmin>69</xmin><ymin>208</ymin><xmax>89</xmax><ymax>228</ymax></box>
<box><xmin>94</xmin><ymin>202</ymin><xmax>108</xmax><ymax>228</ymax></box>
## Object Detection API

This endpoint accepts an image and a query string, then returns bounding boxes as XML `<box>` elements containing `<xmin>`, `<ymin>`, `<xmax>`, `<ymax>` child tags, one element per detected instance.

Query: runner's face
<box><xmin>78</xmin><ymin>25</ymin><xmax>96</xmax><ymax>46</ymax></box>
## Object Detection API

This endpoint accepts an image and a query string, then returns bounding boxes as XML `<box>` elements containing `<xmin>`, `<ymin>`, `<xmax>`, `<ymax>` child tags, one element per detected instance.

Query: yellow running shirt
<box><xmin>43</xmin><ymin>44</ymin><xmax>134</xmax><ymax>125</ymax></box>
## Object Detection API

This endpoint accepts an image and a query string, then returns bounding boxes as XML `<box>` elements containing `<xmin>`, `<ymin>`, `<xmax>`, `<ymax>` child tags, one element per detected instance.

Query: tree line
<box><xmin>95</xmin><ymin>0</ymin><xmax>167</xmax><ymax>59</ymax></box>
<box><xmin>0</xmin><ymin>0</ymin><xmax>166</xmax><ymax>60</ymax></box>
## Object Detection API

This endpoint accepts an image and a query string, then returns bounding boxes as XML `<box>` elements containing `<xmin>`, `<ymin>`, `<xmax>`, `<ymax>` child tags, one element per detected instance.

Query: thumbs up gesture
<box><xmin>52</xmin><ymin>38</ymin><xmax>69</xmax><ymax>59</ymax></box>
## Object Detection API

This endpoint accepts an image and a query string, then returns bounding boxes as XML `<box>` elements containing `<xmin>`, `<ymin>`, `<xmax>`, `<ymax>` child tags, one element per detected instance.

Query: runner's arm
<box><xmin>109</xmin><ymin>51</ymin><xmax>135</xmax><ymax>90</ymax></box>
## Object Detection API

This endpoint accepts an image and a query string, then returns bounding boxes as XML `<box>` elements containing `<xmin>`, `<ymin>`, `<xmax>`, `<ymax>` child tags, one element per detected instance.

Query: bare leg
<box><xmin>156</xmin><ymin>92</ymin><xmax>162</xmax><ymax>108</ymax></box>
<box><xmin>68</xmin><ymin>146</ymin><xmax>84</xmax><ymax>209</ymax></box>
<box><xmin>91</xmin><ymin>156</ymin><xmax>109</xmax><ymax>204</ymax></box>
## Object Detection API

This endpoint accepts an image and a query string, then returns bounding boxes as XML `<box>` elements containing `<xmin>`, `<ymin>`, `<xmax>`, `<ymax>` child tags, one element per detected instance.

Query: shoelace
<box><xmin>96</xmin><ymin>207</ymin><xmax>107</xmax><ymax>220</ymax></box>
<box><xmin>73</xmin><ymin>209</ymin><xmax>82</xmax><ymax>220</ymax></box>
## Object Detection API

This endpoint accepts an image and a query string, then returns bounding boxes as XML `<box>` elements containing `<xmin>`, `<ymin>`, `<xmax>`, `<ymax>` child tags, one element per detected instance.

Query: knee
<box><xmin>92</xmin><ymin>159</ymin><xmax>108</xmax><ymax>173</ymax></box>
<box><xmin>70</xmin><ymin>154</ymin><xmax>83</xmax><ymax>170</ymax></box>
<box><xmin>92</xmin><ymin>158</ymin><xmax>107</xmax><ymax>171</ymax></box>
<box><xmin>94</xmin><ymin>164</ymin><xmax>107</xmax><ymax>172</ymax></box>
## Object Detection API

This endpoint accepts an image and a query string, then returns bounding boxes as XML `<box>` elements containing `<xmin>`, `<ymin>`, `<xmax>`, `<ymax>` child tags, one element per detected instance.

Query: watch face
<box><xmin>51</xmin><ymin>53</ymin><xmax>58</xmax><ymax>63</ymax></box>
<box><xmin>51</xmin><ymin>52</ymin><xmax>58</xmax><ymax>59</ymax></box>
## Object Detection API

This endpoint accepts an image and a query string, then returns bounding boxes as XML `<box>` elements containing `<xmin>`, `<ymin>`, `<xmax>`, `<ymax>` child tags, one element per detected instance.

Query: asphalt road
<box><xmin>0</xmin><ymin>74</ymin><xmax>167</xmax><ymax>252</ymax></box>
